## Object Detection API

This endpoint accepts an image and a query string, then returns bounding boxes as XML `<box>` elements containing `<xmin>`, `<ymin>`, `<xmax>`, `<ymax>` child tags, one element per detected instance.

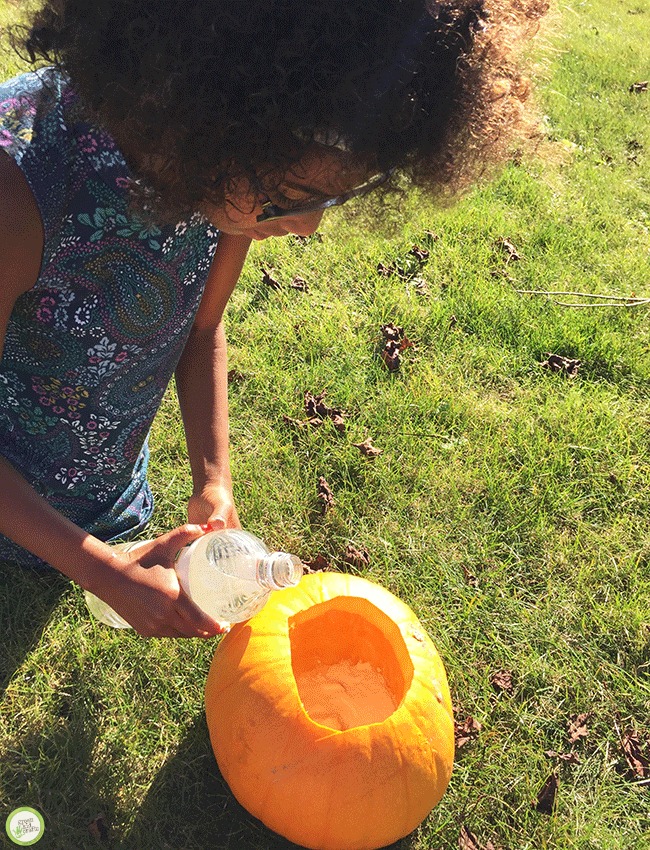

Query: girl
<box><xmin>0</xmin><ymin>0</ymin><xmax>547</xmax><ymax>636</ymax></box>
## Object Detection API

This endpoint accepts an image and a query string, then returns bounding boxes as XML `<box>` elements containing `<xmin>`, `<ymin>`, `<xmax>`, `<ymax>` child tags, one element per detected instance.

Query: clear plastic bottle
<box><xmin>84</xmin><ymin>529</ymin><xmax>303</xmax><ymax>629</ymax></box>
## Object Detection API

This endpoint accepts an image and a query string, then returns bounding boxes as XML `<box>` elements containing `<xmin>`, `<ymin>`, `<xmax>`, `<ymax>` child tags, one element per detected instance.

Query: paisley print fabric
<box><xmin>0</xmin><ymin>69</ymin><xmax>220</xmax><ymax>567</ymax></box>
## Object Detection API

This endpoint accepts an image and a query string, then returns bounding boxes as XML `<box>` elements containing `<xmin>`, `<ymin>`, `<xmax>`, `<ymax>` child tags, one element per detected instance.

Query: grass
<box><xmin>1</xmin><ymin>1</ymin><xmax>649</xmax><ymax>849</ymax></box>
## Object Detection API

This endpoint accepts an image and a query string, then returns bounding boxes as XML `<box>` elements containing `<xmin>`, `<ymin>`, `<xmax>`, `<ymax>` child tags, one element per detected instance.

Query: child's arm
<box><xmin>0</xmin><ymin>152</ymin><xmax>224</xmax><ymax>637</ymax></box>
<box><xmin>175</xmin><ymin>233</ymin><xmax>252</xmax><ymax>529</ymax></box>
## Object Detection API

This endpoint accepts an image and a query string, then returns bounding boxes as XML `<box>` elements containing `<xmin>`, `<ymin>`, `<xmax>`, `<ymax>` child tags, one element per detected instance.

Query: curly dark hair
<box><xmin>17</xmin><ymin>0</ymin><xmax>549</xmax><ymax>220</ymax></box>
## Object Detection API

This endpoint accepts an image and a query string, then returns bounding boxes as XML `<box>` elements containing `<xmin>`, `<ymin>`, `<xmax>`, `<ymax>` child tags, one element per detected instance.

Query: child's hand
<box><xmin>187</xmin><ymin>480</ymin><xmax>240</xmax><ymax>531</ymax></box>
<box><xmin>93</xmin><ymin>524</ymin><xmax>230</xmax><ymax>638</ymax></box>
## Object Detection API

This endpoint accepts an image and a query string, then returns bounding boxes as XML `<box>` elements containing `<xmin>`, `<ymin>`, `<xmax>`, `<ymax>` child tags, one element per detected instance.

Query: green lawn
<box><xmin>1</xmin><ymin>2</ymin><xmax>649</xmax><ymax>849</ymax></box>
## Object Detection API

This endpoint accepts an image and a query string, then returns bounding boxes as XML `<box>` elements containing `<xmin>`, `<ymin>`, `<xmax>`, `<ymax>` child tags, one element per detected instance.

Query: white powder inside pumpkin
<box><xmin>295</xmin><ymin>659</ymin><xmax>397</xmax><ymax>730</ymax></box>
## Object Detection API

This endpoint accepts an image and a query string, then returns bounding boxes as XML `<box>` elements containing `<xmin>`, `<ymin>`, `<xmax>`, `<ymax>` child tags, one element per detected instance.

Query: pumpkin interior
<box><xmin>289</xmin><ymin>595</ymin><xmax>414</xmax><ymax>731</ymax></box>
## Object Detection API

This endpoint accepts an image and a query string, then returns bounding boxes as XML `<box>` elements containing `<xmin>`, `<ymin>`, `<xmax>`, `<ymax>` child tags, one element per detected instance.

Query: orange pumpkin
<box><xmin>205</xmin><ymin>572</ymin><xmax>454</xmax><ymax>850</ymax></box>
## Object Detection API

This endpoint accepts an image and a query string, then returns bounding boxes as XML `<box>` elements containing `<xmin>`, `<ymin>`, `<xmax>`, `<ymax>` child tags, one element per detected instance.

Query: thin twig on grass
<box><xmin>515</xmin><ymin>289</ymin><xmax>650</xmax><ymax>308</ymax></box>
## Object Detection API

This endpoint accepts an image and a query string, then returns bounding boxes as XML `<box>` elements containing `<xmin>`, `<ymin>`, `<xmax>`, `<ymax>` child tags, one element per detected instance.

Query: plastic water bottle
<box><xmin>84</xmin><ymin>529</ymin><xmax>304</xmax><ymax>629</ymax></box>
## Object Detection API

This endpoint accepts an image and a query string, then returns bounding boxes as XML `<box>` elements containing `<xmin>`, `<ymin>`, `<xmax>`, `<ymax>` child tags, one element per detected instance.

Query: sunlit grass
<box><xmin>1</xmin><ymin>1</ymin><xmax>649</xmax><ymax>848</ymax></box>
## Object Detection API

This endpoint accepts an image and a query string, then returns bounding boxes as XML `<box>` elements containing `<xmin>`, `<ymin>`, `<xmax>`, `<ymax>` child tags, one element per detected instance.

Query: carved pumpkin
<box><xmin>205</xmin><ymin>571</ymin><xmax>454</xmax><ymax>850</ymax></box>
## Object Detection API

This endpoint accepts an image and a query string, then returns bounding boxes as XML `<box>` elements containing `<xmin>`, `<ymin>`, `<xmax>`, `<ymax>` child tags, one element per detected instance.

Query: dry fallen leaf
<box><xmin>343</xmin><ymin>543</ymin><xmax>370</xmax><ymax>569</ymax></box>
<box><xmin>352</xmin><ymin>438</ymin><xmax>383</xmax><ymax>458</ymax></box>
<box><xmin>459</xmin><ymin>825</ymin><xmax>481</xmax><ymax>850</ymax></box>
<box><xmin>459</xmin><ymin>825</ymin><xmax>498</xmax><ymax>850</ymax></box>
<box><xmin>379</xmin><ymin>323</ymin><xmax>416</xmax><ymax>371</ymax></box>
<box><xmin>380</xmin><ymin>340</ymin><xmax>401</xmax><ymax>371</ymax></box>
<box><xmin>317</xmin><ymin>476</ymin><xmax>335</xmax><ymax>514</ymax></box>
<box><xmin>282</xmin><ymin>414</ymin><xmax>323</xmax><ymax>430</ymax></box>
<box><xmin>620</xmin><ymin>727</ymin><xmax>650</xmax><ymax>778</ymax></box>
<box><xmin>545</xmin><ymin>750</ymin><xmax>581</xmax><ymax>765</ymax></box>
<box><xmin>567</xmin><ymin>713</ymin><xmax>590</xmax><ymax>744</ymax></box>
<box><xmin>381</xmin><ymin>323</ymin><xmax>404</xmax><ymax>342</ymax></box>
<box><xmin>304</xmin><ymin>390</ymin><xmax>347</xmax><ymax>431</ymax></box>
<box><xmin>490</xmin><ymin>670</ymin><xmax>514</xmax><ymax>694</ymax></box>
<box><xmin>410</xmin><ymin>244</ymin><xmax>430</xmax><ymax>263</ymax></box>
<box><xmin>498</xmin><ymin>237</ymin><xmax>522</xmax><ymax>262</ymax></box>
<box><xmin>290</xmin><ymin>275</ymin><xmax>309</xmax><ymax>292</ymax></box>
<box><xmin>540</xmin><ymin>353</ymin><xmax>581</xmax><ymax>378</ymax></box>
<box><xmin>454</xmin><ymin>715</ymin><xmax>482</xmax><ymax>749</ymax></box>
<box><xmin>88</xmin><ymin>813</ymin><xmax>110</xmax><ymax>843</ymax></box>
<box><xmin>329</xmin><ymin>414</ymin><xmax>346</xmax><ymax>433</ymax></box>
<box><xmin>534</xmin><ymin>773</ymin><xmax>559</xmax><ymax>814</ymax></box>
<box><xmin>261</xmin><ymin>267</ymin><xmax>282</xmax><ymax>290</ymax></box>
<box><xmin>303</xmin><ymin>554</ymin><xmax>330</xmax><ymax>573</ymax></box>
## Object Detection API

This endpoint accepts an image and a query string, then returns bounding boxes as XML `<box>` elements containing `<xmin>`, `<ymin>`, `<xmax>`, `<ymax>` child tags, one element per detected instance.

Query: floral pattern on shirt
<box><xmin>0</xmin><ymin>69</ymin><xmax>220</xmax><ymax>567</ymax></box>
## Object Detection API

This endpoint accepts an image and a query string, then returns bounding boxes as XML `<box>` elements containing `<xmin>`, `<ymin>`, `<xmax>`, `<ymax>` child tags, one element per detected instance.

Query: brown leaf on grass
<box><xmin>545</xmin><ymin>750</ymin><xmax>581</xmax><ymax>765</ymax></box>
<box><xmin>381</xmin><ymin>340</ymin><xmax>401</xmax><ymax>371</ymax></box>
<box><xmin>410</xmin><ymin>244</ymin><xmax>430</xmax><ymax>263</ymax></box>
<box><xmin>380</xmin><ymin>324</ymin><xmax>415</xmax><ymax>371</ymax></box>
<box><xmin>282</xmin><ymin>414</ymin><xmax>323</xmax><ymax>430</ymax></box>
<box><xmin>88</xmin><ymin>813</ymin><xmax>110</xmax><ymax>843</ymax></box>
<box><xmin>330</xmin><ymin>414</ymin><xmax>346</xmax><ymax>433</ymax></box>
<box><xmin>567</xmin><ymin>713</ymin><xmax>590</xmax><ymax>744</ymax></box>
<box><xmin>540</xmin><ymin>353</ymin><xmax>581</xmax><ymax>378</ymax></box>
<box><xmin>459</xmin><ymin>825</ymin><xmax>498</xmax><ymax>850</ymax></box>
<box><xmin>377</xmin><ymin>261</ymin><xmax>407</xmax><ymax>278</ymax></box>
<box><xmin>629</xmin><ymin>81</ymin><xmax>648</xmax><ymax>93</ymax></box>
<box><xmin>533</xmin><ymin>773</ymin><xmax>559</xmax><ymax>814</ymax></box>
<box><xmin>381</xmin><ymin>323</ymin><xmax>414</xmax><ymax>350</ymax></box>
<box><xmin>289</xmin><ymin>275</ymin><xmax>309</xmax><ymax>292</ymax></box>
<box><xmin>303</xmin><ymin>554</ymin><xmax>330</xmax><ymax>573</ymax></box>
<box><xmin>459</xmin><ymin>825</ymin><xmax>481</xmax><ymax>850</ymax></box>
<box><xmin>262</xmin><ymin>267</ymin><xmax>282</xmax><ymax>290</ymax></box>
<box><xmin>498</xmin><ymin>237</ymin><xmax>522</xmax><ymax>261</ymax></box>
<box><xmin>343</xmin><ymin>543</ymin><xmax>370</xmax><ymax>569</ymax></box>
<box><xmin>317</xmin><ymin>476</ymin><xmax>335</xmax><ymax>514</ymax></box>
<box><xmin>381</xmin><ymin>322</ymin><xmax>404</xmax><ymax>341</ymax></box>
<box><xmin>620</xmin><ymin>728</ymin><xmax>650</xmax><ymax>778</ymax></box>
<box><xmin>353</xmin><ymin>438</ymin><xmax>383</xmax><ymax>458</ymax></box>
<box><xmin>454</xmin><ymin>715</ymin><xmax>482</xmax><ymax>749</ymax></box>
<box><xmin>304</xmin><ymin>390</ymin><xmax>347</xmax><ymax>431</ymax></box>
<box><xmin>227</xmin><ymin>369</ymin><xmax>245</xmax><ymax>384</ymax></box>
<box><xmin>490</xmin><ymin>670</ymin><xmax>514</xmax><ymax>693</ymax></box>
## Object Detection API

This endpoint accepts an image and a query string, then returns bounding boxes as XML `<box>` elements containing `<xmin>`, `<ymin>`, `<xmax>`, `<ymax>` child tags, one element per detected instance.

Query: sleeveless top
<box><xmin>0</xmin><ymin>68</ymin><xmax>220</xmax><ymax>568</ymax></box>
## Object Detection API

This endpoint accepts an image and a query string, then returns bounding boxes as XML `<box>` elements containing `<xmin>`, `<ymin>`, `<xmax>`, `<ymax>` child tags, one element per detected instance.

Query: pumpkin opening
<box><xmin>289</xmin><ymin>595</ymin><xmax>414</xmax><ymax>731</ymax></box>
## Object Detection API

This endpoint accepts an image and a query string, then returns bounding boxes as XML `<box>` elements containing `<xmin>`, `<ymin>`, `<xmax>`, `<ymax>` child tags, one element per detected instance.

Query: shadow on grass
<box><xmin>122</xmin><ymin>715</ymin><xmax>417</xmax><ymax>850</ymax></box>
<box><xmin>1</xmin><ymin>561</ymin><xmax>118</xmax><ymax>848</ymax></box>
<box><xmin>0</xmin><ymin>560</ymin><xmax>68</xmax><ymax>697</ymax></box>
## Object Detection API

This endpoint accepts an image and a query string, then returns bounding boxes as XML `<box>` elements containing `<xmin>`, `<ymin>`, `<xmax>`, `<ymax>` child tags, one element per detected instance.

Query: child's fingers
<box><xmin>175</xmin><ymin>593</ymin><xmax>230</xmax><ymax>636</ymax></box>
<box><xmin>206</xmin><ymin>513</ymin><xmax>226</xmax><ymax>530</ymax></box>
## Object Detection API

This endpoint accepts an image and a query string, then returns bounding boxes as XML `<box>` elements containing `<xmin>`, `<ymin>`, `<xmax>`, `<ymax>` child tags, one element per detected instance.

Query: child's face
<box><xmin>202</xmin><ymin>150</ymin><xmax>369</xmax><ymax>240</ymax></box>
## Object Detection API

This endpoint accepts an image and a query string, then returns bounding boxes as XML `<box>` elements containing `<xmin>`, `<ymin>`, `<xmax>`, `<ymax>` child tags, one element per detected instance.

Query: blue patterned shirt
<box><xmin>0</xmin><ymin>68</ymin><xmax>220</xmax><ymax>567</ymax></box>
